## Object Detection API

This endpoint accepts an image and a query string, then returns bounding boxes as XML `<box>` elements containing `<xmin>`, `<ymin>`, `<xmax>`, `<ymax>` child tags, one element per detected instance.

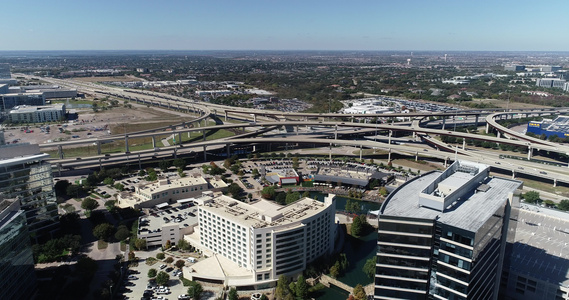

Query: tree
<box><xmin>363</xmin><ymin>257</ymin><xmax>376</xmax><ymax>279</ymax></box>
<box><xmin>353</xmin><ymin>284</ymin><xmax>366</xmax><ymax>300</ymax></box>
<box><xmin>148</xmin><ymin>268</ymin><xmax>157</xmax><ymax>278</ymax></box>
<box><xmin>155</xmin><ymin>271</ymin><xmax>170</xmax><ymax>286</ymax></box>
<box><xmin>302</xmin><ymin>191</ymin><xmax>310</xmax><ymax>198</ymax></box>
<box><xmin>261</xmin><ymin>186</ymin><xmax>276</xmax><ymax>200</ymax></box>
<box><xmin>275</xmin><ymin>275</ymin><xmax>290</xmax><ymax>300</ymax></box>
<box><xmin>351</xmin><ymin>215</ymin><xmax>370</xmax><ymax>237</ymax></box>
<box><xmin>175</xmin><ymin>260</ymin><xmax>185</xmax><ymax>269</ymax></box>
<box><xmin>378</xmin><ymin>186</ymin><xmax>388</xmax><ymax>196</ymax></box>
<box><xmin>66</xmin><ymin>184</ymin><xmax>83</xmax><ymax>198</ymax></box>
<box><xmin>292</xmin><ymin>157</ymin><xmax>299</xmax><ymax>170</ymax></box>
<box><xmin>173</xmin><ymin>158</ymin><xmax>187</xmax><ymax>170</ymax></box>
<box><xmin>275</xmin><ymin>192</ymin><xmax>286</xmax><ymax>205</ymax></box>
<box><xmin>165</xmin><ymin>257</ymin><xmax>174</xmax><ymax>264</ymax></box>
<box><xmin>187</xmin><ymin>281</ymin><xmax>203</xmax><ymax>300</ymax></box>
<box><xmin>159</xmin><ymin>160</ymin><xmax>171</xmax><ymax>172</ymax></box>
<box><xmin>295</xmin><ymin>275</ymin><xmax>308</xmax><ymax>300</ymax></box>
<box><xmin>103</xmin><ymin>177</ymin><xmax>114</xmax><ymax>186</ymax></box>
<box><xmin>93</xmin><ymin>223</ymin><xmax>115</xmax><ymax>241</ymax></box>
<box><xmin>54</xmin><ymin>180</ymin><xmax>71</xmax><ymax>197</ymax></box>
<box><xmin>134</xmin><ymin>238</ymin><xmax>147</xmax><ymax>250</ymax></box>
<box><xmin>286</xmin><ymin>191</ymin><xmax>301</xmax><ymax>204</ymax></box>
<box><xmin>165</xmin><ymin>240</ymin><xmax>172</xmax><ymax>250</ymax></box>
<box><xmin>252</xmin><ymin>169</ymin><xmax>259</xmax><ymax>176</ymax></box>
<box><xmin>523</xmin><ymin>191</ymin><xmax>541</xmax><ymax>204</ymax></box>
<box><xmin>156</xmin><ymin>252</ymin><xmax>165</xmax><ymax>260</ymax></box>
<box><xmin>114</xmin><ymin>225</ymin><xmax>130</xmax><ymax>241</ymax></box>
<box><xmin>178</xmin><ymin>238</ymin><xmax>191</xmax><ymax>251</ymax></box>
<box><xmin>81</xmin><ymin>198</ymin><xmax>99</xmax><ymax>211</ymax></box>
<box><xmin>228</xmin><ymin>287</ymin><xmax>238</xmax><ymax>300</ymax></box>
<box><xmin>559</xmin><ymin>199</ymin><xmax>569</xmax><ymax>211</ymax></box>
<box><xmin>260</xmin><ymin>295</ymin><xmax>269</xmax><ymax>300</ymax></box>
<box><xmin>104</xmin><ymin>200</ymin><xmax>117</xmax><ymax>211</ymax></box>
<box><xmin>228</xmin><ymin>183</ymin><xmax>244</xmax><ymax>199</ymax></box>
<box><xmin>329</xmin><ymin>263</ymin><xmax>340</xmax><ymax>278</ymax></box>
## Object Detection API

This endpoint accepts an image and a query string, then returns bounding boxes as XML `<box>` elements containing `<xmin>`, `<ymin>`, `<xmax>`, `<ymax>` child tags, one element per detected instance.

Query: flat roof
<box><xmin>382</xmin><ymin>171</ymin><xmax>522</xmax><ymax>232</ymax></box>
<box><xmin>138</xmin><ymin>176</ymin><xmax>207</xmax><ymax>195</ymax></box>
<box><xmin>139</xmin><ymin>205</ymin><xmax>198</xmax><ymax>233</ymax></box>
<box><xmin>509</xmin><ymin>208</ymin><xmax>569</xmax><ymax>287</ymax></box>
<box><xmin>200</xmin><ymin>195</ymin><xmax>331</xmax><ymax>229</ymax></box>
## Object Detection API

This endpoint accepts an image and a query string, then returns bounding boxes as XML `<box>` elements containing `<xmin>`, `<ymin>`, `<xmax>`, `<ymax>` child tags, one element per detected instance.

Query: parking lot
<box><xmin>119</xmin><ymin>249</ymin><xmax>192</xmax><ymax>300</ymax></box>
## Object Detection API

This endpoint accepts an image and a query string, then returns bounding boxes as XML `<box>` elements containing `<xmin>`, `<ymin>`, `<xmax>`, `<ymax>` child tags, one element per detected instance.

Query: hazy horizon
<box><xmin>2</xmin><ymin>0</ymin><xmax>568</xmax><ymax>52</ymax></box>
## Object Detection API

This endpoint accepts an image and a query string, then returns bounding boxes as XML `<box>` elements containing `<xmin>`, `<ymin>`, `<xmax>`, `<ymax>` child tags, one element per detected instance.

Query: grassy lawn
<box><xmin>97</xmin><ymin>240</ymin><xmax>108</xmax><ymax>250</ymax></box>
<box><xmin>51</xmin><ymin>99</ymin><xmax>94</xmax><ymax>105</ymax></box>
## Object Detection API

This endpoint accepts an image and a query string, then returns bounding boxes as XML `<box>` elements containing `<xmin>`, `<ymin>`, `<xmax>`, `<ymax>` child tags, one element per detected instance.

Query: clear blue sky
<box><xmin>2</xmin><ymin>0</ymin><xmax>568</xmax><ymax>51</ymax></box>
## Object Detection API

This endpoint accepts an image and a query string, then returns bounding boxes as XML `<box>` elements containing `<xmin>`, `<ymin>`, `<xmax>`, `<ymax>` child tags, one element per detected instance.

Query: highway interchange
<box><xmin>16</xmin><ymin>74</ymin><xmax>569</xmax><ymax>188</ymax></box>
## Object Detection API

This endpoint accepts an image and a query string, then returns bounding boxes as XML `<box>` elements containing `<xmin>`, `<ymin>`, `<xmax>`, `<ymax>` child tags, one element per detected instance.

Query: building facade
<box><xmin>375</xmin><ymin>161</ymin><xmax>522</xmax><ymax>300</ymax></box>
<box><xmin>193</xmin><ymin>194</ymin><xmax>336</xmax><ymax>286</ymax></box>
<box><xmin>0</xmin><ymin>200</ymin><xmax>37</xmax><ymax>300</ymax></box>
<box><xmin>0</xmin><ymin>144</ymin><xmax>59</xmax><ymax>241</ymax></box>
<box><xmin>117</xmin><ymin>175</ymin><xmax>226</xmax><ymax>209</ymax></box>
<box><xmin>8</xmin><ymin>104</ymin><xmax>66</xmax><ymax>123</ymax></box>
<box><xmin>0</xmin><ymin>92</ymin><xmax>45</xmax><ymax>112</ymax></box>
<box><xmin>526</xmin><ymin>116</ymin><xmax>569</xmax><ymax>139</ymax></box>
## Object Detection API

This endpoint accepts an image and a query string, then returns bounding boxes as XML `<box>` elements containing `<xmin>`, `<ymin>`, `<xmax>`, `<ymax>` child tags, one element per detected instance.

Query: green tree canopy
<box><xmin>363</xmin><ymin>257</ymin><xmax>376</xmax><ymax>279</ymax></box>
<box><xmin>187</xmin><ymin>281</ymin><xmax>203</xmax><ymax>300</ymax></box>
<box><xmin>114</xmin><ymin>225</ymin><xmax>130</xmax><ymax>241</ymax></box>
<box><xmin>558</xmin><ymin>199</ymin><xmax>569</xmax><ymax>211</ymax></box>
<box><xmin>148</xmin><ymin>268</ymin><xmax>157</xmax><ymax>278</ymax></box>
<box><xmin>155</xmin><ymin>271</ymin><xmax>170</xmax><ymax>286</ymax></box>
<box><xmin>93</xmin><ymin>223</ymin><xmax>115</xmax><ymax>241</ymax></box>
<box><xmin>523</xmin><ymin>191</ymin><xmax>541</xmax><ymax>204</ymax></box>
<box><xmin>228</xmin><ymin>287</ymin><xmax>238</xmax><ymax>300</ymax></box>
<box><xmin>81</xmin><ymin>197</ymin><xmax>99</xmax><ymax>211</ymax></box>
<box><xmin>261</xmin><ymin>186</ymin><xmax>276</xmax><ymax>200</ymax></box>
<box><xmin>295</xmin><ymin>275</ymin><xmax>308</xmax><ymax>300</ymax></box>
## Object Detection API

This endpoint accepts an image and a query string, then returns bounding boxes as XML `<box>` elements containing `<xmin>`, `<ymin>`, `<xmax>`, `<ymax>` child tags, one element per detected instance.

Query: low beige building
<box><xmin>118</xmin><ymin>174</ymin><xmax>227</xmax><ymax>209</ymax></box>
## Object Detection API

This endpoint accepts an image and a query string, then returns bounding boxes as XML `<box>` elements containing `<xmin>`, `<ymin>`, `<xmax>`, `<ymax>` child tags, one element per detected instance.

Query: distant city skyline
<box><xmin>2</xmin><ymin>0</ymin><xmax>568</xmax><ymax>51</ymax></box>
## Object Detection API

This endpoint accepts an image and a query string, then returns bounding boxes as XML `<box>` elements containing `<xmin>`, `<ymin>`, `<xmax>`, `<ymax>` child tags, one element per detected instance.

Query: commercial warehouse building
<box><xmin>526</xmin><ymin>116</ymin><xmax>569</xmax><ymax>139</ymax></box>
<box><xmin>375</xmin><ymin>161</ymin><xmax>522</xmax><ymax>300</ymax></box>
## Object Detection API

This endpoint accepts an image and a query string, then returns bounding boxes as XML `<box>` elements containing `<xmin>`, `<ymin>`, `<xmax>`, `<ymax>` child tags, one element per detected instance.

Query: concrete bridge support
<box><xmin>462</xmin><ymin>139</ymin><xmax>466</xmax><ymax>150</ymax></box>
<box><xmin>329</xmin><ymin>143</ymin><xmax>332</xmax><ymax>161</ymax></box>
<box><xmin>442</xmin><ymin>117</ymin><xmax>446</xmax><ymax>130</ymax></box>
<box><xmin>486</xmin><ymin>123</ymin><xmax>490</xmax><ymax>134</ymax></box>
<box><xmin>97</xmin><ymin>141</ymin><xmax>101</xmax><ymax>155</ymax></box>
<box><xmin>125</xmin><ymin>136</ymin><xmax>129</xmax><ymax>153</ymax></box>
<box><xmin>415</xmin><ymin>151</ymin><xmax>418</xmax><ymax>162</ymax></box>
<box><xmin>359</xmin><ymin>144</ymin><xmax>363</xmax><ymax>160</ymax></box>
<box><xmin>554</xmin><ymin>179</ymin><xmax>557</xmax><ymax>187</ymax></box>
<box><xmin>475</xmin><ymin>115</ymin><xmax>479</xmax><ymax>125</ymax></box>
<box><xmin>152</xmin><ymin>136</ymin><xmax>156</xmax><ymax>149</ymax></box>
<box><xmin>254</xmin><ymin>114</ymin><xmax>257</xmax><ymax>123</ymax></box>
<box><xmin>388</xmin><ymin>148</ymin><xmax>392</xmax><ymax>162</ymax></box>
<box><xmin>178</xmin><ymin>132</ymin><xmax>182</xmax><ymax>145</ymax></box>
<box><xmin>58</xmin><ymin>145</ymin><xmax>64</xmax><ymax>159</ymax></box>
<box><xmin>225</xmin><ymin>111</ymin><xmax>228</xmax><ymax>121</ymax></box>
<box><xmin>388</xmin><ymin>130</ymin><xmax>392</xmax><ymax>145</ymax></box>
<box><xmin>335</xmin><ymin>125</ymin><xmax>338</xmax><ymax>140</ymax></box>
<box><xmin>512</xmin><ymin>170</ymin><xmax>516</xmax><ymax>179</ymax></box>
<box><xmin>203</xmin><ymin>145</ymin><xmax>207</xmax><ymax>161</ymax></box>
<box><xmin>527</xmin><ymin>146</ymin><xmax>532</xmax><ymax>160</ymax></box>
<box><xmin>444</xmin><ymin>157</ymin><xmax>448</xmax><ymax>168</ymax></box>
<box><xmin>203</xmin><ymin>130</ymin><xmax>206</xmax><ymax>141</ymax></box>
<box><xmin>226</xmin><ymin>144</ymin><xmax>231</xmax><ymax>158</ymax></box>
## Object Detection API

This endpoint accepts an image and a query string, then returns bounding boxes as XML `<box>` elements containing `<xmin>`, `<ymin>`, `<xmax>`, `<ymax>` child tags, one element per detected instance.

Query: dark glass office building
<box><xmin>0</xmin><ymin>200</ymin><xmax>37</xmax><ymax>300</ymax></box>
<box><xmin>0</xmin><ymin>144</ymin><xmax>59</xmax><ymax>241</ymax></box>
<box><xmin>375</xmin><ymin>161</ymin><xmax>522</xmax><ymax>300</ymax></box>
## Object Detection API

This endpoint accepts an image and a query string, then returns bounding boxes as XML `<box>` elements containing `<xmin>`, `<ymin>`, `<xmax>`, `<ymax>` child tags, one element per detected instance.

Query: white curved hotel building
<box><xmin>187</xmin><ymin>194</ymin><xmax>336</xmax><ymax>288</ymax></box>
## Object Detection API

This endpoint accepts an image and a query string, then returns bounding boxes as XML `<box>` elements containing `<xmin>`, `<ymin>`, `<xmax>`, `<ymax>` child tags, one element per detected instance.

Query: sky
<box><xmin>1</xmin><ymin>0</ymin><xmax>568</xmax><ymax>51</ymax></box>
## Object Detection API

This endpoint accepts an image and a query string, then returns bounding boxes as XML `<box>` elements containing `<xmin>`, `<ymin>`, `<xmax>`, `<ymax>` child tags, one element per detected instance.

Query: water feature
<box><xmin>312</xmin><ymin>191</ymin><xmax>379</xmax><ymax>299</ymax></box>
<box><xmin>309</xmin><ymin>192</ymin><xmax>382</xmax><ymax>213</ymax></box>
